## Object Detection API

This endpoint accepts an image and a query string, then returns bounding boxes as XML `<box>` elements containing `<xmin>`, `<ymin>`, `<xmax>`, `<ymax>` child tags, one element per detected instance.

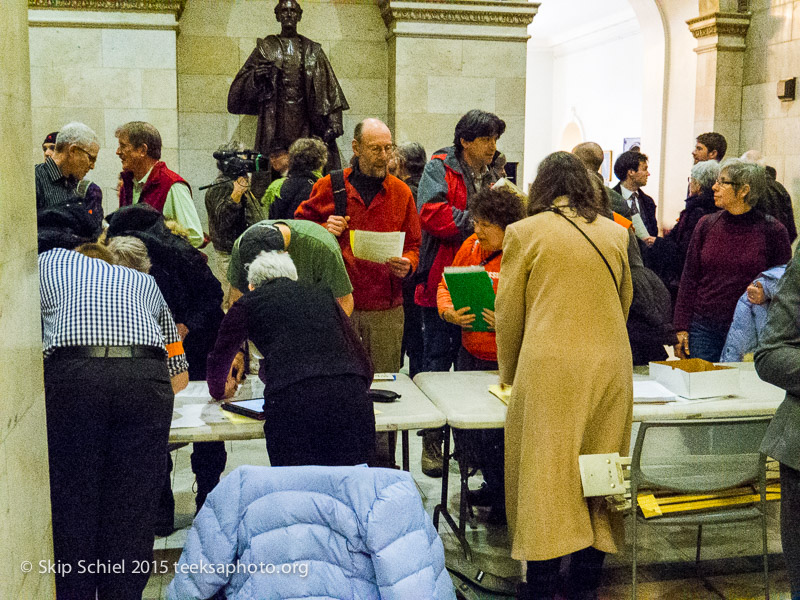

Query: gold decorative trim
<box><xmin>28</xmin><ymin>0</ymin><xmax>183</xmax><ymax>15</ymax></box>
<box><xmin>687</xmin><ymin>12</ymin><xmax>751</xmax><ymax>40</ymax></box>
<box><xmin>379</xmin><ymin>0</ymin><xmax>538</xmax><ymax>29</ymax></box>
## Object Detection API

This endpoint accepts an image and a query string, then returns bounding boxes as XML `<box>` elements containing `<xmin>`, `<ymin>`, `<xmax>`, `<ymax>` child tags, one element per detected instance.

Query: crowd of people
<box><xmin>33</xmin><ymin>110</ymin><xmax>800</xmax><ymax>600</ymax></box>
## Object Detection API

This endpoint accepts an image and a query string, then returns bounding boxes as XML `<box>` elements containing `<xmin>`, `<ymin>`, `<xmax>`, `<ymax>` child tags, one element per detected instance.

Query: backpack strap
<box><xmin>76</xmin><ymin>179</ymin><xmax>91</xmax><ymax>199</ymax></box>
<box><xmin>330</xmin><ymin>170</ymin><xmax>347</xmax><ymax>217</ymax></box>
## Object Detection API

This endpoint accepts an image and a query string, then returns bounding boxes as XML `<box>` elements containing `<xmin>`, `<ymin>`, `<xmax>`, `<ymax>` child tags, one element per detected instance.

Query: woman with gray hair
<box><xmin>647</xmin><ymin>160</ymin><xmax>721</xmax><ymax>299</ymax></box>
<box><xmin>673</xmin><ymin>158</ymin><xmax>792</xmax><ymax>361</ymax></box>
<box><xmin>206</xmin><ymin>251</ymin><xmax>376</xmax><ymax>466</ymax></box>
<box><xmin>268</xmin><ymin>137</ymin><xmax>329</xmax><ymax>220</ymax></box>
<box><xmin>106</xmin><ymin>235</ymin><xmax>152</xmax><ymax>273</ymax></box>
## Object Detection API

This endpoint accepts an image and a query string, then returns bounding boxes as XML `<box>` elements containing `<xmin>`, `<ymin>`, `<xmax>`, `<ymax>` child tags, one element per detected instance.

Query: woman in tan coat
<box><xmin>496</xmin><ymin>151</ymin><xmax>633</xmax><ymax>599</ymax></box>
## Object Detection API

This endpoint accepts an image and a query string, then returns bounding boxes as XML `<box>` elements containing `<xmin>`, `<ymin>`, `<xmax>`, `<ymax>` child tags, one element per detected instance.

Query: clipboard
<box><xmin>221</xmin><ymin>398</ymin><xmax>266</xmax><ymax>420</ymax></box>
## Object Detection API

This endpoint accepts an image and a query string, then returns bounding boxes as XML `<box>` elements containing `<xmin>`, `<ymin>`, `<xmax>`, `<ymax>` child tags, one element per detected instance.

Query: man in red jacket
<box><xmin>116</xmin><ymin>121</ymin><xmax>204</xmax><ymax>248</ymax></box>
<box><xmin>414</xmin><ymin>109</ymin><xmax>505</xmax><ymax>476</ymax></box>
<box><xmin>295</xmin><ymin>118</ymin><xmax>421</xmax><ymax>374</ymax></box>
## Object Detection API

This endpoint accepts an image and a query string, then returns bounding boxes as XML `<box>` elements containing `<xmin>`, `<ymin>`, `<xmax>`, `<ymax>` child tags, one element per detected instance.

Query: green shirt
<box><xmin>227</xmin><ymin>219</ymin><xmax>353</xmax><ymax>299</ymax></box>
<box><xmin>133</xmin><ymin>167</ymin><xmax>204</xmax><ymax>248</ymax></box>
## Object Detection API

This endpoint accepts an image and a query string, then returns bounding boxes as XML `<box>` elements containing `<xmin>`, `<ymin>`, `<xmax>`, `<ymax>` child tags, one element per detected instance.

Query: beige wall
<box><xmin>741</xmin><ymin>0</ymin><xmax>800</xmax><ymax>210</ymax></box>
<box><xmin>390</xmin><ymin>35</ymin><xmax>526</xmax><ymax>168</ymax></box>
<box><xmin>1</xmin><ymin>1</ymin><xmax>55</xmax><ymax>598</ymax></box>
<box><xmin>28</xmin><ymin>11</ymin><xmax>179</xmax><ymax>218</ymax></box>
<box><xmin>177</xmin><ymin>0</ymin><xmax>388</xmax><ymax>224</ymax></box>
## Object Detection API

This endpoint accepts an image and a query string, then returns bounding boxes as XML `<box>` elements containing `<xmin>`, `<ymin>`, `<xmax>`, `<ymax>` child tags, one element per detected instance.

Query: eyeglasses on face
<box><xmin>366</xmin><ymin>144</ymin><xmax>395</xmax><ymax>156</ymax></box>
<box><xmin>73</xmin><ymin>145</ymin><xmax>98</xmax><ymax>165</ymax></box>
<box><xmin>715</xmin><ymin>178</ymin><xmax>737</xmax><ymax>187</ymax></box>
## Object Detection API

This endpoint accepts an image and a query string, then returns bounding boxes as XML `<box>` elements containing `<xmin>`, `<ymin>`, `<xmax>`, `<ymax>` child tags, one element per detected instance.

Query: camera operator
<box><xmin>206</xmin><ymin>141</ymin><xmax>266</xmax><ymax>311</ymax></box>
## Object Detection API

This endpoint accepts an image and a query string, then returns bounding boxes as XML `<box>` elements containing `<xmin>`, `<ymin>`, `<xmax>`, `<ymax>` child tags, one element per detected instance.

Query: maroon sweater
<box><xmin>673</xmin><ymin>209</ymin><xmax>791</xmax><ymax>331</ymax></box>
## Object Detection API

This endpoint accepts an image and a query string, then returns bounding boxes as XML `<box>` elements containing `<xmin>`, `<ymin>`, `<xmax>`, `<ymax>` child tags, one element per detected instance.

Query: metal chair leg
<box><xmin>695</xmin><ymin>524</ymin><xmax>703</xmax><ymax>564</ymax></box>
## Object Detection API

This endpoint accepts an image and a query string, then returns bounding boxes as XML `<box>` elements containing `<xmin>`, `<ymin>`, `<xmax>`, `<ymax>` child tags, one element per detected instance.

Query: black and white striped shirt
<box><xmin>39</xmin><ymin>248</ymin><xmax>189</xmax><ymax>376</ymax></box>
<box><xmin>35</xmin><ymin>157</ymin><xmax>80</xmax><ymax>210</ymax></box>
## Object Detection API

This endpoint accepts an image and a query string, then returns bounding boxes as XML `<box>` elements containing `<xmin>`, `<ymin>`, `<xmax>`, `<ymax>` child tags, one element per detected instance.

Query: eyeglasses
<box><xmin>365</xmin><ymin>144</ymin><xmax>395</xmax><ymax>156</ymax></box>
<box><xmin>715</xmin><ymin>178</ymin><xmax>737</xmax><ymax>187</ymax></box>
<box><xmin>73</xmin><ymin>145</ymin><xmax>98</xmax><ymax>165</ymax></box>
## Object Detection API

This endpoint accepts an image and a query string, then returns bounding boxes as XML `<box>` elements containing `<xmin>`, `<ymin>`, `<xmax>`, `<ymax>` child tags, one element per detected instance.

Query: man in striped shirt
<box><xmin>39</xmin><ymin>245</ymin><xmax>188</xmax><ymax>599</ymax></box>
<box><xmin>35</xmin><ymin>121</ymin><xmax>100</xmax><ymax>211</ymax></box>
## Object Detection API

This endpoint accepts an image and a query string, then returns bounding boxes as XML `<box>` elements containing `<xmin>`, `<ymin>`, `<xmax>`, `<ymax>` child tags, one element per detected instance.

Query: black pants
<box><xmin>521</xmin><ymin>547</ymin><xmax>606</xmax><ymax>600</ymax></box>
<box><xmin>44</xmin><ymin>356</ymin><xmax>173</xmax><ymax>600</ymax></box>
<box><xmin>264</xmin><ymin>375</ymin><xmax>376</xmax><ymax>467</ymax></box>
<box><xmin>401</xmin><ymin>281</ymin><xmax>424</xmax><ymax>379</ymax></box>
<box><xmin>781</xmin><ymin>463</ymin><xmax>800</xmax><ymax>598</ymax></box>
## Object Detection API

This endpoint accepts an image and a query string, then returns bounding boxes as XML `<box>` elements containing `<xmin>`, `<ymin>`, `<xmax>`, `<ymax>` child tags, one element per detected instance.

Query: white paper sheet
<box><xmin>176</xmin><ymin>381</ymin><xmax>210</xmax><ymax>399</ymax></box>
<box><xmin>631</xmin><ymin>213</ymin><xmax>650</xmax><ymax>240</ymax></box>
<box><xmin>170</xmin><ymin>403</ymin><xmax>206</xmax><ymax>429</ymax></box>
<box><xmin>350</xmin><ymin>230</ymin><xmax>405</xmax><ymax>263</ymax></box>
<box><xmin>633</xmin><ymin>380</ymin><xmax>678</xmax><ymax>403</ymax></box>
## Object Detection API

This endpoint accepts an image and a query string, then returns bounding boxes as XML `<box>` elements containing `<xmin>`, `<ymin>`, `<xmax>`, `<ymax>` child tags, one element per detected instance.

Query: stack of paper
<box><xmin>633</xmin><ymin>380</ymin><xmax>678</xmax><ymax>403</ymax></box>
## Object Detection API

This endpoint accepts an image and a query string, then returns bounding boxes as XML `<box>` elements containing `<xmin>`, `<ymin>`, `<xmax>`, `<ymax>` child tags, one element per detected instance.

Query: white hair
<box><xmin>247</xmin><ymin>251</ymin><xmax>298</xmax><ymax>288</ymax></box>
<box><xmin>55</xmin><ymin>122</ymin><xmax>99</xmax><ymax>152</ymax></box>
<box><xmin>740</xmin><ymin>149</ymin><xmax>767</xmax><ymax>167</ymax></box>
<box><xmin>689</xmin><ymin>160</ymin><xmax>721</xmax><ymax>191</ymax></box>
<box><xmin>106</xmin><ymin>236</ymin><xmax>151</xmax><ymax>273</ymax></box>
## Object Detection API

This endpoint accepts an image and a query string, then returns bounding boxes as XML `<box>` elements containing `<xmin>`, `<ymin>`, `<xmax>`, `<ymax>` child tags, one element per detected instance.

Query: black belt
<box><xmin>49</xmin><ymin>345</ymin><xmax>164</xmax><ymax>360</ymax></box>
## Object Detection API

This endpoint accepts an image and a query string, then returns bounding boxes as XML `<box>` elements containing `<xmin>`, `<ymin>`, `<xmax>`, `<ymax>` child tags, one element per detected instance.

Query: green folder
<box><xmin>443</xmin><ymin>266</ymin><xmax>496</xmax><ymax>332</ymax></box>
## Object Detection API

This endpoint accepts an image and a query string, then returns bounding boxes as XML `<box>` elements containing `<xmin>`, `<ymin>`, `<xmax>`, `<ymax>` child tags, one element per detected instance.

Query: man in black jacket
<box><xmin>613</xmin><ymin>150</ymin><xmax>658</xmax><ymax>240</ymax></box>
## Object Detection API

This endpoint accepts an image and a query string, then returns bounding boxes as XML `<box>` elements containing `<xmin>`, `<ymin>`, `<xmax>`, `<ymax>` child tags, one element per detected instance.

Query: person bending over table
<box><xmin>206</xmin><ymin>250</ymin><xmax>376</xmax><ymax>466</ymax></box>
<box><xmin>496</xmin><ymin>151</ymin><xmax>633</xmax><ymax>600</ymax></box>
<box><xmin>673</xmin><ymin>158</ymin><xmax>791</xmax><ymax>361</ymax></box>
<box><xmin>436</xmin><ymin>185</ymin><xmax>524</xmax><ymax>524</ymax></box>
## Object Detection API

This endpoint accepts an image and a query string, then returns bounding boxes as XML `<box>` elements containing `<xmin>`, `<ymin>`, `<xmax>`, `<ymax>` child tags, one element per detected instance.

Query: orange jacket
<box><xmin>437</xmin><ymin>234</ymin><xmax>501</xmax><ymax>362</ymax></box>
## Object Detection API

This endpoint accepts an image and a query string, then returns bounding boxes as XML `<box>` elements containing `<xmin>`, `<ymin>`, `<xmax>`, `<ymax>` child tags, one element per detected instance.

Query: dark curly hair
<box><xmin>613</xmin><ymin>150</ymin><xmax>648</xmax><ymax>182</ymax></box>
<box><xmin>469</xmin><ymin>186</ymin><xmax>525</xmax><ymax>230</ymax></box>
<box><xmin>453</xmin><ymin>110</ymin><xmax>506</xmax><ymax>156</ymax></box>
<box><xmin>288</xmin><ymin>137</ymin><xmax>328</xmax><ymax>174</ymax></box>
<box><xmin>528</xmin><ymin>151</ymin><xmax>603</xmax><ymax>222</ymax></box>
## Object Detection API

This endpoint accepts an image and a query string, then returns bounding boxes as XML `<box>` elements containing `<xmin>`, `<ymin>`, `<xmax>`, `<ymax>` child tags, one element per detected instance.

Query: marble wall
<box><xmin>177</xmin><ymin>0</ymin><xmax>389</xmax><ymax>224</ymax></box>
<box><xmin>741</xmin><ymin>0</ymin><xmax>800</xmax><ymax>208</ymax></box>
<box><xmin>28</xmin><ymin>10</ymin><xmax>180</xmax><ymax>218</ymax></box>
<box><xmin>1</xmin><ymin>1</ymin><xmax>55</xmax><ymax>598</ymax></box>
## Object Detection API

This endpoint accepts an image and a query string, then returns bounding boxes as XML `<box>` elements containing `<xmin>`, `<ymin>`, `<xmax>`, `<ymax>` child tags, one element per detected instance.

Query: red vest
<box><xmin>120</xmin><ymin>161</ymin><xmax>190</xmax><ymax>213</ymax></box>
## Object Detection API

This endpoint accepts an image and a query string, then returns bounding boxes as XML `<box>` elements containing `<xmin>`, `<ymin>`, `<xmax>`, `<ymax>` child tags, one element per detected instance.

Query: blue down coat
<box><xmin>721</xmin><ymin>265</ymin><xmax>787</xmax><ymax>362</ymax></box>
<box><xmin>167</xmin><ymin>465</ymin><xmax>455</xmax><ymax>600</ymax></box>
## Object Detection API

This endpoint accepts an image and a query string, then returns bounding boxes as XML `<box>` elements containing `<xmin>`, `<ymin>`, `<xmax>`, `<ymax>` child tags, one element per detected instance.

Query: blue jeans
<box><xmin>689</xmin><ymin>319</ymin><xmax>729</xmax><ymax>362</ymax></box>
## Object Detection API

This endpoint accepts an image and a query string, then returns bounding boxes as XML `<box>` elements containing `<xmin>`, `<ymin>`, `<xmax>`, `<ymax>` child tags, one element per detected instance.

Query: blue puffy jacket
<box><xmin>721</xmin><ymin>265</ymin><xmax>786</xmax><ymax>362</ymax></box>
<box><xmin>167</xmin><ymin>465</ymin><xmax>455</xmax><ymax>600</ymax></box>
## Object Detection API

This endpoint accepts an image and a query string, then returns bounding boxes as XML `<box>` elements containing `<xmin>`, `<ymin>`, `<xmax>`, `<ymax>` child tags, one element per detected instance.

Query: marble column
<box><xmin>0</xmin><ymin>1</ymin><xmax>55</xmax><ymax>598</ymax></box>
<box><xmin>687</xmin><ymin>2</ymin><xmax>751</xmax><ymax>153</ymax></box>
<box><xmin>380</xmin><ymin>0</ymin><xmax>538</xmax><ymax>176</ymax></box>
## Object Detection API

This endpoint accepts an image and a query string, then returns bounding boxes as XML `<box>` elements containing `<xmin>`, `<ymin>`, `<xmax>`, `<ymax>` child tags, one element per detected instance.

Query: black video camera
<box><xmin>212</xmin><ymin>149</ymin><xmax>269</xmax><ymax>180</ymax></box>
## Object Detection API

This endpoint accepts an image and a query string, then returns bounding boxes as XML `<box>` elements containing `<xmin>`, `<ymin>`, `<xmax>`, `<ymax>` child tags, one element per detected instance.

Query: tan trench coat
<box><xmin>496</xmin><ymin>205</ymin><xmax>633</xmax><ymax>561</ymax></box>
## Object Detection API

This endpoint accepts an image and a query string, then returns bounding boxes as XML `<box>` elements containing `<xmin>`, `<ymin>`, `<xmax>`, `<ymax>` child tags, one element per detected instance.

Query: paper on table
<box><xmin>633</xmin><ymin>380</ymin><xmax>677</xmax><ymax>403</ymax></box>
<box><xmin>176</xmin><ymin>381</ymin><xmax>210</xmax><ymax>398</ymax></box>
<box><xmin>171</xmin><ymin>404</ymin><xmax>206</xmax><ymax>428</ymax></box>
<box><xmin>350</xmin><ymin>230</ymin><xmax>405</xmax><ymax>263</ymax></box>
<box><xmin>488</xmin><ymin>384</ymin><xmax>512</xmax><ymax>405</ymax></box>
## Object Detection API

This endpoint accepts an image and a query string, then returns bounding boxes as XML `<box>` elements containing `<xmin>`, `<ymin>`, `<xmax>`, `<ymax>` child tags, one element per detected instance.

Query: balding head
<box><xmin>352</xmin><ymin>118</ymin><xmax>393</xmax><ymax>178</ymax></box>
<box><xmin>572</xmin><ymin>142</ymin><xmax>604</xmax><ymax>172</ymax></box>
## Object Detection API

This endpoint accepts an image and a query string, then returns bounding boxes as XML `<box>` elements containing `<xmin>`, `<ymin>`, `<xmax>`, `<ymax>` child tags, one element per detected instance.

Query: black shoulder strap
<box><xmin>479</xmin><ymin>249</ymin><xmax>502</xmax><ymax>267</ymax></box>
<box><xmin>331</xmin><ymin>170</ymin><xmax>347</xmax><ymax>217</ymax></box>
<box><xmin>551</xmin><ymin>209</ymin><xmax>619</xmax><ymax>291</ymax></box>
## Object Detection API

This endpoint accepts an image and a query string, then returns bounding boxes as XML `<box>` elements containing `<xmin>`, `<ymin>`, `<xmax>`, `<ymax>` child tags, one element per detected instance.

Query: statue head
<box><xmin>274</xmin><ymin>0</ymin><xmax>302</xmax><ymax>30</ymax></box>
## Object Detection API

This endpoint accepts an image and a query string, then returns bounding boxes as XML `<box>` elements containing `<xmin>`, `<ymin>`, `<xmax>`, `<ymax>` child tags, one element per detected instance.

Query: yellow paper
<box><xmin>488</xmin><ymin>384</ymin><xmax>512</xmax><ymax>405</ymax></box>
<box><xmin>221</xmin><ymin>410</ymin><xmax>259</xmax><ymax>423</ymax></box>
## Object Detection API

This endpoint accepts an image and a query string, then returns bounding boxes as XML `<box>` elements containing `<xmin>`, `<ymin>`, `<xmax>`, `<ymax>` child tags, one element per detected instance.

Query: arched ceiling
<box><xmin>529</xmin><ymin>0</ymin><xmax>636</xmax><ymax>46</ymax></box>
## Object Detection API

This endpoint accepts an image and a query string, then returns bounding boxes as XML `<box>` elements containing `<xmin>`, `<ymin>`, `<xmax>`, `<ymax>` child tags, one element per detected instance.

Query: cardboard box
<box><xmin>649</xmin><ymin>359</ymin><xmax>740</xmax><ymax>399</ymax></box>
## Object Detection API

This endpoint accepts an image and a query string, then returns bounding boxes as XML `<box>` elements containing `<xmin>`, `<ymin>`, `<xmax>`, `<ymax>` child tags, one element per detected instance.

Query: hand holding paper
<box><xmin>386</xmin><ymin>256</ymin><xmax>411</xmax><ymax>278</ymax></box>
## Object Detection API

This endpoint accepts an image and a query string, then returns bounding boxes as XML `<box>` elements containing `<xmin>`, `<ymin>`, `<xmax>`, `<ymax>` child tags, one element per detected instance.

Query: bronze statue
<box><xmin>227</xmin><ymin>0</ymin><xmax>349</xmax><ymax>174</ymax></box>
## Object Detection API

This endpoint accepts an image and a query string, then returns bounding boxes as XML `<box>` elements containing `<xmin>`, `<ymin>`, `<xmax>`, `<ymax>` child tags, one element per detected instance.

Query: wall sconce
<box><xmin>777</xmin><ymin>78</ymin><xmax>796</xmax><ymax>102</ymax></box>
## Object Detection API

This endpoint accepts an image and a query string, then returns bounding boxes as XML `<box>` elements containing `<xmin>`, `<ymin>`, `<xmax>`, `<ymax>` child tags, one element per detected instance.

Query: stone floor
<box><xmin>144</xmin><ymin>430</ymin><xmax>792</xmax><ymax>599</ymax></box>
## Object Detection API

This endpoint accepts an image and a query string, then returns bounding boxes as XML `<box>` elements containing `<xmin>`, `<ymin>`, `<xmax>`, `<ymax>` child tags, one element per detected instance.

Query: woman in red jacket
<box><xmin>437</xmin><ymin>185</ymin><xmax>525</xmax><ymax>523</ymax></box>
